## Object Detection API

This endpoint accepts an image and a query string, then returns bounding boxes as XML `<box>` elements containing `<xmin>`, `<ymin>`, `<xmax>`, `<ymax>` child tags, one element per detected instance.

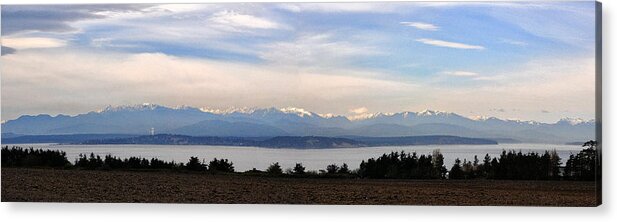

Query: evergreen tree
<box><xmin>267</xmin><ymin>162</ymin><xmax>283</xmax><ymax>175</ymax></box>
<box><xmin>186</xmin><ymin>156</ymin><xmax>205</xmax><ymax>171</ymax></box>
<box><xmin>1</xmin><ymin>146</ymin><xmax>71</xmax><ymax>168</ymax></box>
<box><xmin>293</xmin><ymin>163</ymin><xmax>306</xmax><ymax>175</ymax></box>
<box><xmin>208</xmin><ymin>158</ymin><xmax>234</xmax><ymax>172</ymax></box>
<box><xmin>449</xmin><ymin>158</ymin><xmax>464</xmax><ymax>179</ymax></box>
<box><xmin>564</xmin><ymin>140</ymin><xmax>597</xmax><ymax>180</ymax></box>
<box><xmin>338</xmin><ymin>163</ymin><xmax>350</xmax><ymax>174</ymax></box>
<box><xmin>326</xmin><ymin>164</ymin><xmax>339</xmax><ymax>174</ymax></box>
<box><xmin>482</xmin><ymin>154</ymin><xmax>492</xmax><ymax>177</ymax></box>
<box><xmin>461</xmin><ymin>158</ymin><xmax>474</xmax><ymax>179</ymax></box>
<box><xmin>432</xmin><ymin>150</ymin><xmax>447</xmax><ymax>179</ymax></box>
<box><xmin>489</xmin><ymin>157</ymin><xmax>499</xmax><ymax>179</ymax></box>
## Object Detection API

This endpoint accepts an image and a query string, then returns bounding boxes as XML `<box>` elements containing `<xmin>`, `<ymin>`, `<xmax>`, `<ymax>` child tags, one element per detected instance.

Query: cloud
<box><xmin>208</xmin><ymin>10</ymin><xmax>282</xmax><ymax>30</ymax></box>
<box><xmin>426</xmin><ymin>56</ymin><xmax>596</xmax><ymax>122</ymax></box>
<box><xmin>471</xmin><ymin>75</ymin><xmax>503</xmax><ymax>81</ymax></box>
<box><xmin>258</xmin><ymin>33</ymin><xmax>383</xmax><ymax>69</ymax></box>
<box><xmin>400</xmin><ymin>22</ymin><xmax>439</xmax><ymax>31</ymax></box>
<box><xmin>0</xmin><ymin>3</ymin><xmax>596</xmax><ymax>123</ymax></box>
<box><xmin>0</xmin><ymin>50</ymin><xmax>419</xmax><ymax>120</ymax></box>
<box><xmin>485</xmin><ymin>1</ymin><xmax>595</xmax><ymax>49</ymax></box>
<box><xmin>1</xmin><ymin>5</ymin><xmax>151</xmax><ymax>35</ymax></box>
<box><xmin>349</xmin><ymin>107</ymin><xmax>369</xmax><ymax>114</ymax></box>
<box><xmin>441</xmin><ymin>71</ymin><xmax>503</xmax><ymax>82</ymax></box>
<box><xmin>277</xmin><ymin>3</ymin><xmax>398</xmax><ymax>13</ymax></box>
<box><xmin>1</xmin><ymin>37</ymin><xmax>67</xmax><ymax>50</ymax></box>
<box><xmin>0</xmin><ymin>49</ymin><xmax>596</xmax><ymax>123</ymax></box>
<box><xmin>416</xmin><ymin>38</ymin><xmax>485</xmax><ymax>50</ymax></box>
<box><xmin>500</xmin><ymin>39</ymin><xmax>528</xmax><ymax>46</ymax></box>
<box><xmin>61</xmin><ymin>6</ymin><xmax>287</xmax><ymax>60</ymax></box>
<box><xmin>443</xmin><ymin>71</ymin><xmax>479</xmax><ymax>77</ymax></box>
<box><xmin>151</xmin><ymin>4</ymin><xmax>210</xmax><ymax>13</ymax></box>
<box><xmin>1</xmin><ymin>46</ymin><xmax>16</xmax><ymax>56</ymax></box>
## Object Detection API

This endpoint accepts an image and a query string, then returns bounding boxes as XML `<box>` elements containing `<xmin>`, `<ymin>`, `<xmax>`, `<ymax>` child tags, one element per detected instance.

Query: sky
<box><xmin>0</xmin><ymin>2</ymin><xmax>598</xmax><ymax>123</ymax></box>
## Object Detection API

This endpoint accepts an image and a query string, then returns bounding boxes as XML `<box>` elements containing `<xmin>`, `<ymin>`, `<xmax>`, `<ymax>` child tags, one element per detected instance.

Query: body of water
<box><xmin>4</xmin><ymin>143</ymin><xmax>583</xmax><ymax>171</ymax></box>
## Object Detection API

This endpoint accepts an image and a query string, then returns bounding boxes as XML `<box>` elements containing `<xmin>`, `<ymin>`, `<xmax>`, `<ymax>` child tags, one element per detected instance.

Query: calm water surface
<box><xmin>5</xmin><ymin>143</ymin><xmax>583</xmax><ymax>171</ymax></box>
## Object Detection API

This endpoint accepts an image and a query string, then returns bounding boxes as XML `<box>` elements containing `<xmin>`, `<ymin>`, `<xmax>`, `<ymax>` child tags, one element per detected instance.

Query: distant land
<box><xmin>1</xmin><ymin>133</ymin><xmax>138</xmax><ymax>144</ymax></box>
<box><xmin>2</xmin><ymin>134</ymin><xmax>498</xmax><ymax>149</ymax></box>
<box><xmin>83</xmin><ymin>134</ymin><xmax>498</xmax><ymax>148</ymax></box>
<box><xmin>1</xmin><ymin>104</ymin><xmax>595</xmax><ymax>144</ymax></box>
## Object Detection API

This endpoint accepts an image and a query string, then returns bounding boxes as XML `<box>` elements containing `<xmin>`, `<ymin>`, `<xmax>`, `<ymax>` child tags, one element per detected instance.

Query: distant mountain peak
<box><xmin>417</xmin><ymin>109</ymin><xmax>452</xmax><ymax>117</ymax></box>
<box><xmin>200</xmin><ymin>106</ymin><xmax>324</xmax><ymax>118</ymax></box>
<box><xmin>349</xmin><ymin>109</ymin><xmax>457</xmax><ymax>121</ymax></box>
<box><xmin>469</xmin><ymin>115</ymin><xmax>490</xmax><ymax>121</ymax></box>
<box><xmin>503</xmin><ymin>118</ymin><xmax>542</xmax><ymax>125</ymax></box>
<box><xmin>557</xmin><ymin>117</ymin><xmax>593</xmax><ymax>125</ymax></box>
<box><xmin>279</xmin><ymin>107</ymin><xmax>316</xmax><ymax>117</ymax></box>
<box><xmin>172</xmin><ymin>105</ymin><xmax>199</xmax><ymax>111</ymax></box>
<box><xmin>97</xmin><ymin>103</ymin><xmax>209</xmax><ymax>114</ymax></box>
<box><xmin>318</xmin><ymin>113</ymin><xmax>345</xmax><ymax>119</ymax></box>
<box><xmin>98</xmin><ymin>103</ymin><xmax>167</xmax><ymax>113</ymax></box>
<box><xmin>349</xmin><ymin>112</ymin><xmax>383</xmax><ymax>121</ymax></box>
<box><xmin>199</xmin><ymin>107</ymin><xmax>257</xmax><ymax>115</ymax></box>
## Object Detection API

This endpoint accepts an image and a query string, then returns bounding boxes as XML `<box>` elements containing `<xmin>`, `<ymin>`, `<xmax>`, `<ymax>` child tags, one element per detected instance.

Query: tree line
<box><xmin>243</xmin><ymin>162</ymin><xmax>355</xmax><ymax>178</ymax></box>
<box><xmin>1</xmin><ymin>141</ymin><xmax>598</xmax><ymax>180</ymax></box>
<box><xmin>358</xmin><ymin>150</ymin><xmax>447</xmax><ymax>179</ymax></box>
<box><xmin>447</xmin><ymin>149</ymin><xmax>562</xmax><ymax>180</ymax></box>
<box><xmin>74</xmin><ymin>153</ymin><xmax>235</xmax><ymax>172</ymax></box>
<box><xmin>564</xmin><ymin>140</ymin><xmax>598</xmax><ymax>180</ymax></box>
<box><xmin>1</xmin><ymin>146</ymin><xmax>70</xmax><ymax>167</ymax></box>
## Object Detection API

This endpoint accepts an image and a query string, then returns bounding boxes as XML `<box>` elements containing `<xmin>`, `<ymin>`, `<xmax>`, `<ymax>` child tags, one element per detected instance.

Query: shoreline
<box><xmin>3</xmin><ymin>134</ymin><xmax>500</xmax><ymax>149</ymax></box>
<box><xmin>2</xmin><ymin>141</ymin><xmax>580</xmax><ymax>148</ymax></box>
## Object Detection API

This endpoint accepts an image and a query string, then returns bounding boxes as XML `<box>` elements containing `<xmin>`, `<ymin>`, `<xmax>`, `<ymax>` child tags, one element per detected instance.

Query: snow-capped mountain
<box><xmin>557</xmin><ymin>117</ymin><xmax>595</xmax><ymax>126</ymax></box>
<box><xmin>1</xmin><ymin>104</ymin><xmax>595</xmax><ymax>143</ymax></box>
<box><xmin>97</xmin><ymin>103</ymin><xmax>163</xmax><ymax>112</ymax></box>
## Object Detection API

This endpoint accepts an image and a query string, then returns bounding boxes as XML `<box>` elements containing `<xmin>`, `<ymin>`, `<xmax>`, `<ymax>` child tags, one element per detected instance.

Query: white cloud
<box><xmin>416</xmin><ymin>38</ymin><xmax>485</xmax><ymax>50</ymax></box>
<box><xmin>151</xmin><ymin>4</ymin><xmax>210</xmax><ymax>13</ymax></box>
<box><xmin>349</xmin><ymin>107</ymin><xmax>369</xmax><ymax>114</ymax></box>
<box><xmin>1</xmin><ymin>37</ymin><xmax>67</xmax><ymax>50</ymax></box>
<box><xmin>427</xmin><ymin>56</ymin><xmax>596</xmax><ymax>122</ymax></box>
<box><xmin>0</xmin><ymin>50</ymin><xmax>595</xmax><ymax>123</ymax></box>
<box><xmin>485</xmin><ymin>2</ymin><xmax>595</xmax><ymax>49</ymax></box>
<box><xmin>443</xmin><ymin>71</ymin><xmax>480</xmax><ymax>77</ymax></box>
<box><xmin>258</xmin><ymin>33</ymin><xmax>383</xmax><ymax>70</ymax></box>
<box><xmin>471</xmin><ymin>75</ymin><xmax>504</xmax><ymax>81</ymax></box>
<box><xmin>0</xmin><ymin>50</ymin><xmax>419</xmax><ymax>120</ymax></box>
<box><xmin>500</xmin><ymin>38</ymin><xmax>528</xmax><ymax>46</ymax></box>
<box><xmin>72</xmin><ymin>7</ymin><xmax>282</xmax><ymax>57</ymax></box>
<box><xmin>277</xmin><ymin>3</ymin><xmax>398</xmax><ymax>13</ymax></box>
<box><xmin>400</xmin><ymin>22</ymin><xmax>439</xmax><ymax>31</ymax></box>
<box><xmin>208</xmin><ymin>10</ymin><xmax>281</xmax><ymax>30</ymax></box>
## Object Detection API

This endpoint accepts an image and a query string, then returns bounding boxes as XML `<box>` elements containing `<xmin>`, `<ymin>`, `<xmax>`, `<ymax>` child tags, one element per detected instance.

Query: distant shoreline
<box><xmin>2</xmin><ymin>134</ymin><xmax>498</xmax><ymax>149</ymax></box>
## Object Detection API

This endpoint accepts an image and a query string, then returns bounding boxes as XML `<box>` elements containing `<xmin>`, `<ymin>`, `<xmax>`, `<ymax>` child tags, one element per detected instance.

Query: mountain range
<box><xmin>1</xmin><ymin>103</ymin><xmax>595</xmax><ymax>144</ymax></box>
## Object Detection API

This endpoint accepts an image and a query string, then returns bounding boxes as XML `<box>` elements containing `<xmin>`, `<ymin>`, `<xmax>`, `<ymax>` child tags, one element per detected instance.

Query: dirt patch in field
<box><xmin>1</xmin><ymin>168</ymin><xmax>598</xmax><ymax>206</ymax></box>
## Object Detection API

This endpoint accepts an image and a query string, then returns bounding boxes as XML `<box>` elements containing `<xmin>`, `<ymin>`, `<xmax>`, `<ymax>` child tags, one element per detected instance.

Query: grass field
<box><xmin>1</xmin><ymin>168</ymin><xmax>598</xmax><ymax>206</ymax></box>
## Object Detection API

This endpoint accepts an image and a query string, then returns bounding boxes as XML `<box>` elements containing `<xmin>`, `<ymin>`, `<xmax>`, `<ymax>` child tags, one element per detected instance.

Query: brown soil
<box><xmin>1</xmin><ymin>168</ymin><xmax>598</xmax><ymax>206</ymax></box>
